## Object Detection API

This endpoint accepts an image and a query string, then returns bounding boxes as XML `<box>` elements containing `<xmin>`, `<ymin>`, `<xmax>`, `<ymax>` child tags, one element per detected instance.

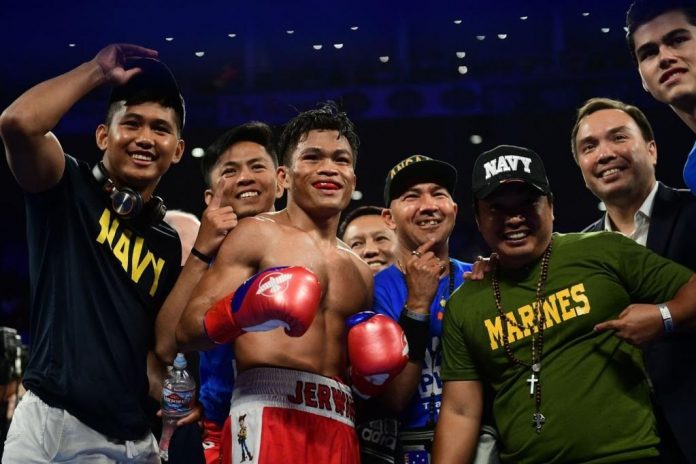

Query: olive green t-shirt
<box><xmin>442</xmin><ymin>232</ymin><xmax>693</xmax><ymax>464</ymax></box>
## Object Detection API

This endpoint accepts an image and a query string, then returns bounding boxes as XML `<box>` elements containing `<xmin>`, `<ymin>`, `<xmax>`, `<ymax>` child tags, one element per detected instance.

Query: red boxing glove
<box><xmin>203</xmin><ymin>266</ymin><xmax>321</xmax><ymax>344</ymax></box>
<box><xmin>347</xmin><ymin>311</ymin><xmax>409</xmax><ymax>399</ymax></box>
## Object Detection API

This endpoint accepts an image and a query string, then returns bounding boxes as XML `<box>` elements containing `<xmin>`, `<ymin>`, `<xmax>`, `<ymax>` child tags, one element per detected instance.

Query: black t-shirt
<box><xmin>22</xmin><ymin>155</ymin><xmax>181</xmax><ymax>440</ymax></box>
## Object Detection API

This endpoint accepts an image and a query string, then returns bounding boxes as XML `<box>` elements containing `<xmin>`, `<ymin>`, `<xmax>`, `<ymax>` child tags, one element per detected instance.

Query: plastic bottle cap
<box><xmin>173</xmin><ymin>353</ymin><xmax>187</xmax><ymax>369</ymax></box>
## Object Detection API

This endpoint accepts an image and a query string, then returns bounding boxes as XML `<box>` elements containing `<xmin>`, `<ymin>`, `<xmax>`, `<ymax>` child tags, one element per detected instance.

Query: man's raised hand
<box><xmin>93</xmin><ymin>43</ymin><xmax>159</xmax><ymax>86</ymax></box>
<box><xmin>463</xmin><ymin>253</ymin><xmax>498</xmax><ymax>281</ymax></box>
<box><xmin>195</xmin><ymin>177</ymin><xmax>239</xmax><ymax>259</ymax></box>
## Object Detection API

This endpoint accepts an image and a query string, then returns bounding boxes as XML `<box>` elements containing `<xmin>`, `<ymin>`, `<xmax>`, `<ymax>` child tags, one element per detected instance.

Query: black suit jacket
<box><xmin>585</xmin><ymin>183</ymin><xmax>696</xmax><ymax>462</ymax></box>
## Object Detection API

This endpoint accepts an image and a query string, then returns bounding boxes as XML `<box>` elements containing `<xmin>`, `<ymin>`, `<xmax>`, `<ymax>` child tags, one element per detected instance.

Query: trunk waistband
<box><xmin>232</xmin><ymin>367</ymin><xmax>355</xmax><ymax>427</ymax></box>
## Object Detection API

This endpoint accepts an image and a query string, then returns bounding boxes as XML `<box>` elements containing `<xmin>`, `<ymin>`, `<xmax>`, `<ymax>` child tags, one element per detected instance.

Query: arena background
<box><xmin>0</xmin><ymin>0</ymin><xmax>693</xmax><ymax>340</ymax></box>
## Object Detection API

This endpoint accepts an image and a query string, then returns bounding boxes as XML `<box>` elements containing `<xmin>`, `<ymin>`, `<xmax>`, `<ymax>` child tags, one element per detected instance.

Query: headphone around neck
<box><xmin>91</xmin><ymin>161</ymin><xmax>166</xmax><ymax>225</ymax></box>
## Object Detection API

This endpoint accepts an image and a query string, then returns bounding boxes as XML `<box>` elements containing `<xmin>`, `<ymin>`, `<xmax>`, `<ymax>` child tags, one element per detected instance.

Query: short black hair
<box><xmin>626</xmin><ymin>0</ymin><xmax>696</xmax><ymax>61</ymax></box>
<box><xmin>200</xmin><ymin>121</ymin><xmax>278</xmax><ymax>187</ymax></box>
<box><xmin>277</xmin><ymin>101</ymin><xmax>359</xmax><ymax>167</ymax></box>
<box><xmin>338</xmin><ymin>205</ymin><xmax>385</xmax><ymax>239</ymax></box>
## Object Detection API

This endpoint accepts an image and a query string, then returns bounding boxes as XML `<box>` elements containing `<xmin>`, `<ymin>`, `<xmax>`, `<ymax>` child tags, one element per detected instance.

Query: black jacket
<box><xmin>585</xmin><ymin>182</ymin><xmax>696</xmax><ymax>463</ymax></box>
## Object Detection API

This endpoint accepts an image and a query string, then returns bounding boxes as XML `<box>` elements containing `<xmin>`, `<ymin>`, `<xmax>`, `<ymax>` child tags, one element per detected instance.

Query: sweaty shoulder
<box><xmin>252</xmin><ymin>211</ymin><xmax>308</xmax><ymax>235</ymax></box>
<box><xmin>338</xmin><ymin>240</ymin><xmax>371</xmax><ymax>273</ymax></box>
<box><xmin>239</xmin><ymin>216</ymin><xmax>279</xmax><ymax>237</ymax></box>
<box><xmin>337</xmin><ymin>239</ymin><xmax>361</xmax><ymax>264</ymax></box>
<box><xmin>338</xmin><ymin>240</ymin><xmax>374</xmax><ymax>303</ymax></box>
<box><xmin>216</xmin><ymin>215</ymin><xmax>281</xmax><ymax>262</ymax></box>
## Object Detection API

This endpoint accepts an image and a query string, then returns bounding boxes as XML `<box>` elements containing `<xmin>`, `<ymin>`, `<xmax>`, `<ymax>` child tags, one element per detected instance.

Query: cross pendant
<box><xmin>526</xmin><ymin>373</ymin><xmax>538</xmax><ymax>395</ymax></box>
<box><xmin>532</xmin><ymin>412</ymin><xmax>545</xmax><ymax>433</ymax></box>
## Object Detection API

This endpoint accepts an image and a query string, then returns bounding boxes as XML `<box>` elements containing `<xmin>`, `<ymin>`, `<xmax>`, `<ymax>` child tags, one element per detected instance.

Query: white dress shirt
<box><xmin>603</xmin><ymin>182</ymin><xmax>659</xmax><ymax>246</ymax></box>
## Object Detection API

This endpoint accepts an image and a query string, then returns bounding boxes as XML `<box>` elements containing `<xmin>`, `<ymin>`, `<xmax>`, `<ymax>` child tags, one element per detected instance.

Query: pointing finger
<box><xmin>594</xmin><ymin>320</ymin><xmax>619</xmax><ymax>333</ymax></box>
<box><xmin>209</xmin><ymin>177</ymin><xmax>227</xmax><ymax>208</ymax></box>
<box><xmin>414</xmin><ymin>238</ymin><xmax>438</xmax><ymax>257</ymax></box>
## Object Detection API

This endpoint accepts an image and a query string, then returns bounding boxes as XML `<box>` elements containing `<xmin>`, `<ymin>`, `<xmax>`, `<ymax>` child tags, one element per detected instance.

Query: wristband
<box><xmin>403</xmin><ymin>306</ymin><xmax>429</xmax><ymax>321</ymax></box>
<box><xmin>191</xmin><ymin>247</ymin><xmax>213</xmax><ymax>265</ymax></box>
<box><xmin>657</xmin><ymin>303</ymin><xmax>674</xmax><ymax>334</ymax></box>
<box><xmin>398</xmin><ymin>306</ymin><xmax>430</xmax><ymax>362</ymax></box>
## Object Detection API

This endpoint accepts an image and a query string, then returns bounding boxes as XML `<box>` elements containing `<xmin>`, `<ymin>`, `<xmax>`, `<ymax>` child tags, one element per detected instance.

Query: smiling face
<box><xmin>96</xmin><ymin>101</ymin><xmax>184</xmax><ymax>197</ymax></box>
<box><xmin>285</xmin><ymin>129</ymin><xmax>356</xmax><ymax>217</ymax></box>
<box><xmin>384</xmin><ymin>182</ymin><xmax>457</xmax><ymax>255</ymax></box>
<box><xmin>342</xmin><ymin>214</ymin><xmax>397</xmax><ymax>274</ymax></box>
<box><xmin>475</xmin><ymin>184</ymin><xmax>554</xmax><ymax>269</ymax></box>
<box><xmin>574</xmin><ymin>109</ymin><xmax>657</xmax><ymax>205</ymax></box>
<box><xmin>633</xmin><ymin>10</ymin><xmax>696</xmax><ymax>111</ymax></box>
<box><xmin>204</xmin><ymin>140</ymin><xmax>284</xmax><ymax>218</ymax></box>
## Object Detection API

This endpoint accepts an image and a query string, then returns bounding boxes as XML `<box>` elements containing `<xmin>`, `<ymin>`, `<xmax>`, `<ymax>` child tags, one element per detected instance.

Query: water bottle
<box><xmin>159</xmin><ymin>353</ymin><xmax>196</xmax><ymax>461</ymax></box>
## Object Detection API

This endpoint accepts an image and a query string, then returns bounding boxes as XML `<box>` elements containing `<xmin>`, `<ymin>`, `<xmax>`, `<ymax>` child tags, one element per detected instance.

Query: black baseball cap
<box><xmin>472</xmin><ymin>145</ymin><xmax>551</xmax><ymax>199</ymax></box>
<box><xmin>108</xmin><ymin>58</ymin><xmax>185</xmax><ymax>130</ymax></box>
<box><xmin>384</xmin><ymin>155</ymin><xmax>457</xmax><ymax>206</ymax></box>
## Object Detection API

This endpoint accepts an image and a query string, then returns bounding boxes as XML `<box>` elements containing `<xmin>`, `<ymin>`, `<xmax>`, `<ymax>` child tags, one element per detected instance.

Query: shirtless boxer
<box><xmin>155</xmin><ymin>121</ymin><xmax>286</xmax><ymax>464</ymax></box>
<box><xmin>176</xmin><ymin>102</ymin><xmax>408</xmax><ymax>464</ymax></box>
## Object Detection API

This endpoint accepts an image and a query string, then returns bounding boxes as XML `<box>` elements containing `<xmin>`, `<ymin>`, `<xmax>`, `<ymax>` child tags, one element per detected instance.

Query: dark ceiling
<box><xmin>2</xmin><ymin>1</ymin><xmax>640</xmax><ymax>103</ymax></box>
<box><xmin>1</xmin><ymin>0</ymin><xmax>693</xmax><ymax>288</ymax></box>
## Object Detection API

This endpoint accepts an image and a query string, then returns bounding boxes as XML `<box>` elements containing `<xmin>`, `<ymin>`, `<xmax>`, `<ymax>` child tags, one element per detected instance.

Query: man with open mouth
<box><xmin>1</xmin><ymin>43</ymin><xmax>185</xmax><ymax>462</ymax></box>
<box><xmin>573</xmin><ymin>97</ymin><xmax>696</xmax><ymax>463</ymax></box>
<box><xmin>435</xmin><ymin>144</ymin><xmax>696</xmax><ymax>464</ymax></box>
<box><xmin>155</xmin><ymin>121</ymin><xmax>286</xmax><ymax>464</ymax></box>
<box><xmin>367</xmin><ymin>155</ymin><xmax>483</xmax><ymax>464</ymax></box>
<box><xmin>175</xmin><ymin>102</ymin><xmax>408</xmax><ymax>464</ymax></box>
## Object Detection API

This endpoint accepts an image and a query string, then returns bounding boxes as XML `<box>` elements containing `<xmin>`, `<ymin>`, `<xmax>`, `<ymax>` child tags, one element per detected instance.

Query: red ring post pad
<box><xmin>203</xmin><ymin>266</ymin><xmax>321</xmax><ymax>344</ymax></box>
<box><xmin>346</xmin><ymin>311</ymin><xmax>410</xmax><ymax>398</ymax></box>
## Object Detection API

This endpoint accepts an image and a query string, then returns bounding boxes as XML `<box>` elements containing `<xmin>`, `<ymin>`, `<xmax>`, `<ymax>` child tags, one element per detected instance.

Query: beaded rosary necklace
<box><xmin>490</xmin><ymin>239</ymin><xmax>553</xmax><ymax>433</ymax></box>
